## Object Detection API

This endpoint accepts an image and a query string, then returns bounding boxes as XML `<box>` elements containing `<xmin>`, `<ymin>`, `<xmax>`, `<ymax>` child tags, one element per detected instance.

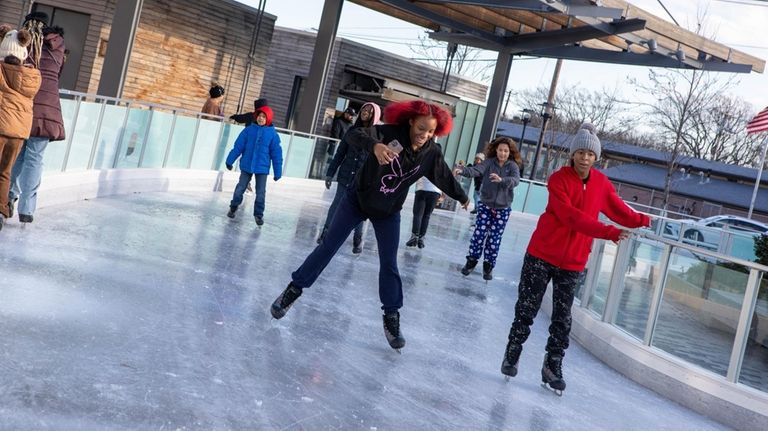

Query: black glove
<box><xmin>225</xmin><ymin>164</ymin><xmax>233</xmax><ymax>171</ymax></box>
<box><xmin>324</xmin><ymin>176</ymin><xmax>332</xmax><ymax>189</ymax></box>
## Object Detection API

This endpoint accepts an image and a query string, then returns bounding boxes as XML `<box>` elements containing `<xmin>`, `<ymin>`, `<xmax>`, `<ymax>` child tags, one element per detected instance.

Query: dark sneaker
<box><xmin>541</xmin><ymin>353</ymin><xmax>566</xmax><ymax>394</ymax></box>
<box><xmin>461</xmin><ymin>257</ymin><xmax>478</xmax><ymax>276</ymax></box>
<box><xmin>317</xmin><ymin>228</ymin><xmax>327</xmax><ymax>245</ymax></box>
<box><xmin>255</xmin><ymin>216</ymin><xmax>264</xmax><ymax>226</ymax></box>
<box><xmin>227</xmin><ymin>206</ymin><xmax>237</xmax><ymax>218</ymax></box>
<box><xmin>8</xmin><ymin>198</ymin><xmax>16</xmax><ymax>218</ymax></box>
<box><xmin>383</xmin><ymin>312</ymin><xmax>406</xmax><ymax>350</ymax></box>
<box><xmin>270</xmin><ymin>283</ymin><xmax>302</xmax><ymax>319</ymax></box>
<box><xmin>405</xmin><ymin>234</ymin><xmax>418</xmax><ymax>247</ymax></box>
<box><xmin>483</xmin><ymin>261</ymin><xmax>493</xmax><ymax>280</ymax></box>
<box><xmin>501</xmin><ymin>342</ymin><xmax>522</xmax><ymax>378</ymax></box>
<box><xmin>19</xmin><ymin>214</ymin><xmax>33</xmax><ymax>223</ymax></box>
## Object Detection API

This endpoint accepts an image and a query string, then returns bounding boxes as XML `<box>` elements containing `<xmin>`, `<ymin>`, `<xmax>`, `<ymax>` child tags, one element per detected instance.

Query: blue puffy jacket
<box><xmin>226</xmin><ymin>124</ymin><xmax>283</xmax><ymax>177</ymax></box>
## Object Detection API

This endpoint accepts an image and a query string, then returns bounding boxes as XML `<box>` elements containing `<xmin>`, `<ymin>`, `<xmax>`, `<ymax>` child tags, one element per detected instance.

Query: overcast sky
<box><xmin>238</xmin><ymin>0</ymin><xmax>768</xmax><ymax>118</ymax></box>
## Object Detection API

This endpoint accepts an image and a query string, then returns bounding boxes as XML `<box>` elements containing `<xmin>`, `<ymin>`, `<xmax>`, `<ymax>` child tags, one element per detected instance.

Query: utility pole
<box><xmin>502</xmin><ymin>90</ymin><xmax>512</xmax><ymax>120</ymax></box>
<box><xmin>529</xmin><ymin>59</ymin><xmax>563</xmax><ymax>181</ymax></box>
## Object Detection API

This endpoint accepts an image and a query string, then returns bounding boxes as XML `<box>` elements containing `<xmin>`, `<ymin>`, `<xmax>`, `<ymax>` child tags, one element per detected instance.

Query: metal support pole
<box><xmin>87</xmin><ymin>99</ymin><xmax>108</xmax><ymax>170</ymax></box>
<box><xmin>603</xmin><ymin>238</ymin><xmax>633</xmax><ymax>323</ymax></box>
<box><xmin>111</xmin><ymin>102</ymin><xmax>132</xmax><ymax>168</ymax></box>
<box><xmin>137</xmin><ymin>108</ymin><xmax>154</xmax><ymax>168</ymax></box>
<box><xmin>475</xmin><ymin>49</ymin><xmax>513</xmax><ymax>155</ymax></box>
<box><xmin>161</xmin><ymin>112</ymin><xmax>178</xmax><ymax>168</ymax></box>
<box><xmin>61</xmin><ymin>95</ymin><xmax>82</xmax><ymax>172</ymax></box>
<box><xmin>294</xmin><ymin>0</ymin><xmax>343</xmax><ymax>134</ymax></box>
<box><xmin>747</xmin><ymin>135</ymin><xmax>767</xmax><ymax>218</ymax></box>
<box><xmin>188</xmin><ymin>117</ymin><xmax>202</xmax><ymax>169</ymax></box>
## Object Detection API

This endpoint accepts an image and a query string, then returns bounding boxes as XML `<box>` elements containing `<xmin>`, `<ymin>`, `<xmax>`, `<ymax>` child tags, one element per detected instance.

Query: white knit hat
<box><xmin>0</xmin><ymin>29</ymin><xmax>29</xmax><ymax>61</ymax></box>
<box><xmin>569</xmin><ymin>122</ymin><xmax>601</xmax><ymax>160</ymax></box>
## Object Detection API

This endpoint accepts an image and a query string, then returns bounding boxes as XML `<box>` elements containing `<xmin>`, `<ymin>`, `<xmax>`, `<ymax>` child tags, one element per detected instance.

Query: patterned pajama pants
<box><xmin>466</xmin><ymin>202</ymin><xmax>511</xmax><ymax>268</ymax></box>
<box><xmin>507</xmin><ymin>253</ymin><xmax>582</xmax><ymax>357</ymax></box>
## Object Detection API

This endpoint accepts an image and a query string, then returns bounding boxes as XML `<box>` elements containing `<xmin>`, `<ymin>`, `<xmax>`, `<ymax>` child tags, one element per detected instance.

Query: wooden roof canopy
<box><xmin>348</xmin><ymin>0</ymin><xmax>765</xmax><ymax>73</ymax></box>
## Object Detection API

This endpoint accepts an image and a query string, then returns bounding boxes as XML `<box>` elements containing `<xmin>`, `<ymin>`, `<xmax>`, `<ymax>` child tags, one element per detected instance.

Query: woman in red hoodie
<box><xmin>500</xmin><ymin>123</ymin><xmax>650</xmax><ymax>394</ymax></box>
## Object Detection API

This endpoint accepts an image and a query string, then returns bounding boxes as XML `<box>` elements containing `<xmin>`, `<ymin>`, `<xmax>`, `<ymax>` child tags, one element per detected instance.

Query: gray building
<box><xmin>261</xmin><ymin>27</ymin><xmax>489</xmax><ymax>176</ymax></box>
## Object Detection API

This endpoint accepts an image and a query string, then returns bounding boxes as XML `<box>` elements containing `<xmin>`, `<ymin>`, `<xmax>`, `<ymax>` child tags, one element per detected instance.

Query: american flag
<box><xmin>747</xmin><ymin>106</ymin><xmax>768</xmax><ymax>134</ymax></box>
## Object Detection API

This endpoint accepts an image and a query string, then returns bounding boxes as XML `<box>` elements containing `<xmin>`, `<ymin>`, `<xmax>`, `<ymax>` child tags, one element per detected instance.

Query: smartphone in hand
<box><xmin>386</xmin><ymin>139</ymin><xmax>404</xmax><ymax>155</ymax></box>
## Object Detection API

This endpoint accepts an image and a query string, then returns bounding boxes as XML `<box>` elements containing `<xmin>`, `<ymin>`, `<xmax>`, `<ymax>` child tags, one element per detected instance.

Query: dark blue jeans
<box><xmin>322</xmin><ymin>183</ymin><xmax>363</xmax><ymax>244</ymax></box>
<box><xmin>292</xmin><ymin>190</ymin><xmax>403</xmax><ymax>313</ymax></box>
<box><xmin>230</xmin><ymin>171</ymin><xmax>267</xmax><ymax>217</ymax></box>
<box><xmin>411</xmin><ymin>190</ymin><xmax>441</xmax><ymax>236</ymax></box>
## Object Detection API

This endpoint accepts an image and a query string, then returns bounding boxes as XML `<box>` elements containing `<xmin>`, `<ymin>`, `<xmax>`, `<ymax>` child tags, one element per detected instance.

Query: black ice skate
<box><xmin>501</xmin><ymin>342</ymin><xmax>522</xmax><ymax>380</ymax></box>
<box><xmin>482</xmin><ymin>261</ymin><xmax>493</xmax><ymax>281</ymax></box>
<box><xmin>405</xmin><ymin>233</ymin><xmax>419</xmax><ymax>247</ymax></box>
<box><xmin>541</xmin><ymin>353</ymin><xmax>566</xmax><ymax>396</ymax></box>
<box><xmin>270</xmin><ymin>282</ymin><xmax>302</xmax><ymax>319</ymax></box>
<box><xmin>460</xmin><ymin>257</ymin><xmax>478</xmax><ymax>276</ymax></box>
<box><xmin>227</xmin><ymin>206</ymin><xmax>237</xmax><ymax>218</ymax></box>
<box><xmin>383</xmin><ymin>312</ymin><xmax>406</xmax><ymax>352</ymax></box>
<box><xmin>417</xmin><ymin>236</ymin><xmax>425</xmax><ymax>249</ymax></box>
<box><xmin>255</xmin><ymin>215</ymin><xmax>264</xmax><ymax>226</ymax></box>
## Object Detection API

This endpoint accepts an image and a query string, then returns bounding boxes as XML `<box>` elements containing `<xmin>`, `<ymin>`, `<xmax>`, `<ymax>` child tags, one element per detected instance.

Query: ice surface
<box><xmin>0</xmin><ymin>181</ymin><xmax>729</xmax><ymax>430</ymax></box>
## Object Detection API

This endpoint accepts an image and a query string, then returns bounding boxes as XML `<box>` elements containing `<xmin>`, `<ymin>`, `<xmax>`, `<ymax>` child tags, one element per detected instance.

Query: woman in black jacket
<box><xmin>317</xmin><ymin>102</ymin><xmax>382</xmax><ymax>253</ymax></box>
<box><xmin>270</xmin><ymin>100</ymin><xmax>469</xmax><ymax>351</ymax></box>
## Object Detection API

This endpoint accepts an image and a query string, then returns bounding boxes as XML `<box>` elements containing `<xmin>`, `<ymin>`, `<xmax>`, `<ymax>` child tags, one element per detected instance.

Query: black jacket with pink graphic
<box><xmin>345</xmin><ymin>123</ymin><xmax>468</xmax><ymax>219</ymax></box>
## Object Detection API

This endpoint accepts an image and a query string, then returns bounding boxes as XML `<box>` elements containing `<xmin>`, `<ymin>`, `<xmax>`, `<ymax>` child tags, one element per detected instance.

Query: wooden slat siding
<box><xmin>262</xmin><ymin>27</ymin><xmax>488</xmax><ymax>134</ymax></box>
<box><xmin>352</xmin><ymin>0</ymin><xmax>438</xmax><ymax>31</ymax></box>
<box><xmin>120</xmin><ymin>0</ymin><xmax>275</xmax><ymax>114</ymax></box>
<box><xmin>0</xmin><ymin>2</ymin><xmax>24</xmax><ymax>28</ymax></box>
<box><xmin>260</xmin><ymin>28</ymin><xmax>321</xmax><ymax>129</ymax></box>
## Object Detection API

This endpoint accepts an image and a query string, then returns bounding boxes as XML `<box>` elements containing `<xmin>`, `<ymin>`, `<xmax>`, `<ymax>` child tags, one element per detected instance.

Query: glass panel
<box><xmin>91</xmin><ymin>104</ymin><xmax>128</xmax><ymax>169</ymax></box>
<box><xmin>588</xmin><ymin>241</ymin><xmax>617</xmax><ymax>317</ymax></box>
<box><xmin>191</xmin><ymin>119</ymin><xmax>225</xmax><ymax>170</ymax></box>
<box><xmin>510</xmin><ymin>181</ymin><xmax>529</xmax><ymax>212</ymax></box>
<box><xmin>615</xmin><ymin>239</ymin><xmax>665</xmax><ymax>340</ymax></box>
<box><xmin>729</xmin><ymin>234</ymin><xmax>758</xmax><ymax>262</ymax></box>
<box><xmin>165</xmin><ymin>116</ymin><xmax>198</xmax><ymax>168</ymax></box>
<box><xmin>215</xmin><ymin>123</ymin><xmax>240</xmax><ymax>170</ymax></box>
<box><xmin>44</xmin><ymin>98</ymin><xmax>79</xmax><ymax>172</ymax></box>
<box><xmin>138</xmin><ymin>111</ymin><xmax>175</xmax><ymax>168</ymax></box>
<box><xmin>521</xmin><ymin>182</ymin><xmax>548</xmax><ymax>216</ymax></box>
<box><xmin>64</xmin><ymin>101</ymin><xmax>102</xmax><ymax>171</ymax></box>
<box><xmin>739</xmin><ymin>273</ymin><xmax>768</xmax><ymax>393</ymax></box>
<box><xmin>115</xmin><ymin>108</ymin><xmax>152</xmax><ymax>169</ymax></box>
<box><xmin>652</xmin><ymin>249</ymin><xmax>749</xmax><ymax>376</ymax></box>
<box><xmin>283</xmin><ymin>135</ymin><xmax>314</xmax><ymax>178</ymax></box>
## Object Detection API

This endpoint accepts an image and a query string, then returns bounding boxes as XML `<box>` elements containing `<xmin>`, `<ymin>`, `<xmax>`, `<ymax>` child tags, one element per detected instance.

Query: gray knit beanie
<box><xmin>569</xmin><ymin>123</ymin><xmax>601</xmax><ymax>160</ymax></box>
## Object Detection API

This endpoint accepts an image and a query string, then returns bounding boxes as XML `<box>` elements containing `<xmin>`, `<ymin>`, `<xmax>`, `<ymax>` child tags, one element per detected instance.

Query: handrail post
<box><xmin>187</xmin><ymin>116</ymin><xmax>202</xmax><ymax>169</ymax></box>
<box><xmin>726</xmin><ymin>269</ymin><xmax>762</xmax><ymax>382</ymax></box>
<box><xmin>111</xmin><ymin>101</ymin><xmax>132</xmax><ymax>168</ymax></box>
<box><xmin>602</xmin><ymin>237</ymin><xmax>633</xmax><ymax>323</ymax></box>
<box><xmin>137</xmin><ymin>107</ymin><xmax>155</xmax><ymax>168</ymax></box>
<box><xmin>87</xmin><ymin>98</ymin><xmax>108</xmax><ymax>169</ymax></box>
<box><xmin>161</xmin><ymin>111</ymin><xmax>178</xmax><ymax>168</ymax></box>
<box><xmin>61</xmin><ymin>95</ymin><xmax>82</xmax><ymax>172</ymax></box>
<box><xmin>643</xmin><ymin>244</ymin><xmax>673</xmax><ymax>345</ymax></box>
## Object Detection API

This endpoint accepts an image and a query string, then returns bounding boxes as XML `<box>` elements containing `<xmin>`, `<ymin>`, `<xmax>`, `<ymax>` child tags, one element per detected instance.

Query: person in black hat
<box><xmin>229</xmin><ymin>98</ymin><xmax>269</xmax><ymax>127</ymax></box>
<box><xmin>201</xmin><ymin>82</ymin><xmax>225</xmax><ymax>117</ymax></box>
<box><xmin>328</xmin><ymin>107</ymin><xmax>356</xmax><ymax>157</ymax></box>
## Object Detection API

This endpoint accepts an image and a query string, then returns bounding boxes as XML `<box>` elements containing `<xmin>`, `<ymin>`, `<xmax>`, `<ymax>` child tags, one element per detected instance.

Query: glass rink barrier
<box><xmin>51</xmin><ymin>90</ymin><xmax>338</xmax><ymax>178</ymax></box>
<box><xmin>578</xmin><ymin>217</ymin><xmax>768</xmax><ymax>395</ymax></box>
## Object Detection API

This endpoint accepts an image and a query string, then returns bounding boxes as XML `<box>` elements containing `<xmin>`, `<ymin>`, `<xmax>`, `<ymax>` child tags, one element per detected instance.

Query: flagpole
<box><xmin>747</xmin><ymin>134</ymin><xmax>768</xmax><ymax>218</ymax></box>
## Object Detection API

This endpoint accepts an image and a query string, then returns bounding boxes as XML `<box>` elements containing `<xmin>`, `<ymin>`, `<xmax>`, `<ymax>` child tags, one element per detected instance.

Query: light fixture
<box><xmin>642</xmin><ymin>38</ymin><xmax>657</xmax><ymax>53</ymax></box>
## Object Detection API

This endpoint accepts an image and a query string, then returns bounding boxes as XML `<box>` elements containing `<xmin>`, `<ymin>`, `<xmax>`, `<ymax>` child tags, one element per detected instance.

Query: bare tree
<box><xmin>408</xmin><ymin>33</ymin><xmax>494</xmax><ymax>83</ymax></box>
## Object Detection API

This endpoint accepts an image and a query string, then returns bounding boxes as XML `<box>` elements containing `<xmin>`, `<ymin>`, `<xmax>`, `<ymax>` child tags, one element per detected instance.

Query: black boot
<box><xmin>383</xmin><ymin>311</ymin><xmax>406</xmax><ymax>350</ymax></box>
<box><xmin>501</xmin><ymin>341</ymin><xmax>522</xmax><ymax>378</ymax></box>
<box><xmin>461</xmin><ymin>257</ymin><xmax>478</xmax><ymax>275</ymax></box>
<box><xmin>541</xmin><ymin>353</ymin><xmax>566</xmax><ymax>395</ymax></box>
<box><xmin>8</xmin><ymin>198</ymin><xmax>16</xmax><ymax>218</ymax></box>
<box><xmin>317</xmin><ymin>227</ymin><xmax>327</xmax><ymax>245</ymax></box>
<box><xmin>482</xmin><ymin>261</ymin><xmax>493</xmax><ymax>280</ymax></box>
<box><xmin>227</xmin><ymin>206</ymin><xmax>237</xmax><ymax>218</ymax></box>
<box><xmin>270</xmin><ymin>282</ymin><xmax>302</xmax><ymax>319</ymax></box>
<box><xmin>255</xmin><ymin>215</ymin><xmax>264</xmax><ymax>226</ymax></box>
<box><xmin>352</xmin><ymin>237</ymin><xmax>363</xmax><ymax>254</ymax></box>
<box><xmin>417</xmin><ymin>236</ymin><xmax>425</xmax><ymax>249</ymax></box>
<box><xmin>405</xmin><ymin>233</ymin><xmax>419</xmax><ymax>247</ymax></box>
<box><xmin>19</xmin><ymin>214</ymin><xmax>33</xmax><ymax>223</ymax></box>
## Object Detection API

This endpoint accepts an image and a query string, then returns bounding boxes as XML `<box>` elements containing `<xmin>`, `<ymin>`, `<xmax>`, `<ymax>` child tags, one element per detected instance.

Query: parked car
<box><xmin>682</xmin><ymin>215</ymin><xmax>768</xmax><ymax>243</ymax></box>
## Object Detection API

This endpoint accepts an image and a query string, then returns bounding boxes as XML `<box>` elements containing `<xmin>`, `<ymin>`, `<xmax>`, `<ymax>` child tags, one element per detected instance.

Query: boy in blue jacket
<box><xmin>225</xmin><ymin>105</ymin><xmax>282</xmax><ymax>226</ymax></box>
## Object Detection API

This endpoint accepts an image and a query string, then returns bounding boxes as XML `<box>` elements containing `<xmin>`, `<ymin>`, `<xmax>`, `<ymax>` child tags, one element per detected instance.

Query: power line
<box><xmin>712</xmin><ymin>0</ymin><xmax>768</xmax><ymax>6</ymax></box>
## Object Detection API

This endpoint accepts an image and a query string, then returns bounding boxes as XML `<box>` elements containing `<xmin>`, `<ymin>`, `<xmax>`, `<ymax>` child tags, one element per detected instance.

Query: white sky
<box><xmin>238</xmin><ymin>0</ymin><xmax>768</xmax><ymax>117</ymax></box>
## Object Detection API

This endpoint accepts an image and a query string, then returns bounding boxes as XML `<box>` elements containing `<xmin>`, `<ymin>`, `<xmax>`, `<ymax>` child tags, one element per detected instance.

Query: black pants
<box><xmin>508</xmin><ymin>253</ymin><xmax>582</xmax><ymax>357</ymax></box>
<box><xmin>411</xmin><ymin>190</ymin><xmax>440</xmax><ymax>236</ymax></box>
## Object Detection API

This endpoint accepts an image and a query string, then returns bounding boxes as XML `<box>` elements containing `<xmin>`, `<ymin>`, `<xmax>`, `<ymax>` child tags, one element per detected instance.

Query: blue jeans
<box><xmin>9</xmin><ymin>137</ymin><xmax>50</xmax><ymax>216</ymax></box>
<box><xmin>292</xmin><ymin>190</ymin><xmax>403</xmax><ymax>313</ymax></box>
<box><xmin>230</xmin><ymin>171</ymin><xmax>268</xmax><ymax>217</ymax></box>
<box><xmin>322</xmin><ymin>183</ymin><xmax>363</xmax><ymax>244</ymax></box>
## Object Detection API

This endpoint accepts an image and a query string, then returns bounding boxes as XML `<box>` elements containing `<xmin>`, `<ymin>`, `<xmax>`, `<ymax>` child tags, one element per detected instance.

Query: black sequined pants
<box><xmin>508</xmin><ymin>253</ymin><xmax>582</xmax><ymax>357</ymax></box>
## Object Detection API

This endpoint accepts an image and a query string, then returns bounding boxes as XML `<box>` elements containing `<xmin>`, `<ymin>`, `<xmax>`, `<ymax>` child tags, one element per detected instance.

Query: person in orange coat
<box><xmin>0</xmin><ymin>25</ymin><xmax>41</xmax><ymax>231</ymax></box>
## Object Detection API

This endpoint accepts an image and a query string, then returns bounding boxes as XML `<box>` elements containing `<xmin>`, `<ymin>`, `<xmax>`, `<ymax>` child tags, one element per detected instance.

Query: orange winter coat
<box><xmin>0</xmin><ymin>62</ymin><xmax>42</xmax><ymax>139</ymax></box>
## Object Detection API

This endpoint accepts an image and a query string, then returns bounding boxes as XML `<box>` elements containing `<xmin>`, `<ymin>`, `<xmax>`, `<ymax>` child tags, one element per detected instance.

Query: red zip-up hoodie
<box><xmin>527</xmin><ymin>166</ymin><xmax>650</xmax><ymax>271</ymax></box>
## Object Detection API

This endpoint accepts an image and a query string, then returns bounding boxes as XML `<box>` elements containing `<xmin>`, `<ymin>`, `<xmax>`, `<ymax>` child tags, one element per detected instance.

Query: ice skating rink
<box><xmin>0</xmin><ymin>179</ymin><xmax>729</xmax><ymax>430</ymax></box>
